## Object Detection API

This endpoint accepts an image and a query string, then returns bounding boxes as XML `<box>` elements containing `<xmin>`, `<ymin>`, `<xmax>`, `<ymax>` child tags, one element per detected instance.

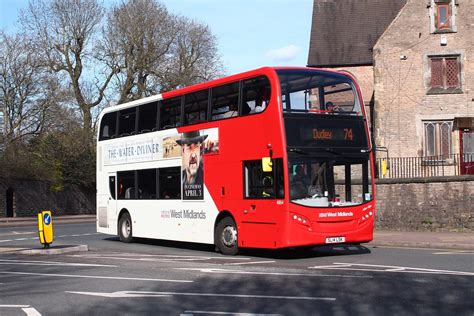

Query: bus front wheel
<box><xmin>118</xmin><ymin>212</ymin><xmax>134</xmax><ymax>243</ymax></box>
<box><xmin>215</xmin><ymin>217</ymin><xmax>238</xmax><ymax>255</ymax></box>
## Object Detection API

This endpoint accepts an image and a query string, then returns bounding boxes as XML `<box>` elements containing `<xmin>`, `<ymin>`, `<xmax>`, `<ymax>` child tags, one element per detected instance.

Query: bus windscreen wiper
<box><xmin>288</xmin><ymin>148</ymin><xmax>309</xmax><ymax>155</ymax></box>
<box><xmin>325</xmin><ymin>148</ymin><xmax>342</xmax><ymax>155</ymax></box>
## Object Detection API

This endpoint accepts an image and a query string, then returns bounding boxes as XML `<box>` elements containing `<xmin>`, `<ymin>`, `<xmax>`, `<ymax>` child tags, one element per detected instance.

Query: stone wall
<box><xmin>0</xmin><ymin>177</ymin><xmax>95</xmax><ymax>218</ymax></box>
<box><xmin>375</xmin><ymin>176</ymin><xmax>474</xmax><ymax>232</ymax></box>
<box><xmin>2</xmin><ymin>176</ymin><xmax>472</xmax><ymax>232</ymax></box>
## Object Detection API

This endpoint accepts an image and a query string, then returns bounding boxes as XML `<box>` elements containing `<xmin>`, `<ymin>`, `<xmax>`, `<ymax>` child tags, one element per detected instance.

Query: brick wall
<box><xmin>375</xmin><ymin>177</ymin><xmax>474</xmax><ymax>232</ymax></box>
<box><xmin>373</xmin><ymin>0</ymin><xmax>474</xmax><ymax>157</ymax></box>
<box><xmin>0</xmin><ymin>177</ymin><xmax>95</xmax><ymax>217</ymax></box>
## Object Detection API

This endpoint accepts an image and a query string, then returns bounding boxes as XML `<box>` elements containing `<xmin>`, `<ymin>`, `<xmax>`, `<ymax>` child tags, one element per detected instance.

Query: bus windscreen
<box><xmin>277</xmin><ymin>69</ymin><xmax>362</xmax><ymax>115</ymax></box>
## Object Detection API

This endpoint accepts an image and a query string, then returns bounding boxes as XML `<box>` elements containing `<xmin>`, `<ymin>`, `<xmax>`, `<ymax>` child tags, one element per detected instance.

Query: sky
<box><xmin>0</xmin><ymin>0</ymin><xmax>314</xmax><ymax>75</ymax></box>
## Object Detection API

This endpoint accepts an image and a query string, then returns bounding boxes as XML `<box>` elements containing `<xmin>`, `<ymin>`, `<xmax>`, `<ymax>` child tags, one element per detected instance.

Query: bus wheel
<box><xmin>215</xmin><ymin>217</ymin><xmax>238</xmax><ymax>255</ymax></box>
<box><xmin>119</xmin><ymin>213</ymin><xmax>134</xmax><ymax>243</ymax></box>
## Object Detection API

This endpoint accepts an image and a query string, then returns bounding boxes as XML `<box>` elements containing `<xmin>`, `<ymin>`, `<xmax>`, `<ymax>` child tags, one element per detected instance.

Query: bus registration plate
<box><xmin>326</xmin><ymin>236</ymin><xmax>345</xmax><ymax>244</ymax></box>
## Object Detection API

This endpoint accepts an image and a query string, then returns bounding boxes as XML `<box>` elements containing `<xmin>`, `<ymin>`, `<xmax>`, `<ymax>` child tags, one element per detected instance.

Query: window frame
<box><xmin>436</xmin><ymin>3</ymin><xmax>451</xmax><ymax>30</ymax></box>
<box><xmin>429</xmin><ymin>0</ymin><xmax>456</xmax><ymax>34</ymax></box>
<box><xmin>243</xmin><ymin>158</ymin><xmax>284</xmax><ymax>200</ymax></box>
<box><xmin>160</xmin><ymin>96</ymin><xmax>182</xmax><ymax>130</ymax></box>
<box><xmin>184</xmin><ymin>89</ymin><xmax>210</xmax><ymax>125</ymax></box>
<box><xmin>423</xmin><ymin>120</ymin><xmax>453</xmax><ymax>159</ymax></box>
<box><xmin>427</xmin><ymin>55</ymin><xmax>462</xmax><ymax>94</ymax></box>
<box><xmin>211</xmin><ymin>81</ymin><xmax>241</xmax><ymax>121</ymax></box>
<box><xmin>116</xmin><ymin>167</ymin><xmax>181</xmax><ymax>200</ymax></box>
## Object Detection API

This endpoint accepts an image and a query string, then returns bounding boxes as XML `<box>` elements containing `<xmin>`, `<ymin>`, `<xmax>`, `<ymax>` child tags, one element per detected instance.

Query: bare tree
<box><xmin>104</xmin><ymin>0</ymin><xmax>176</xmax><ymax>103</ymax></box>
<box><xmin>160</xmin><ymin>17</ymin><xmax>225</xmax><ymax>92</ymax></box>
<box><xmin>20</xmin><ymin>0</ymin><xmax>117</xmax><ymax>141</ymax></box>
<box><xmin>0</xmin><ymin>32</ymin><xmax>63</xmax><ymax>155</ymax></box>
<box><xmin>105</xmin><ymin>0</ymin><xmax>224</xmax><ymax>103</ymax></box>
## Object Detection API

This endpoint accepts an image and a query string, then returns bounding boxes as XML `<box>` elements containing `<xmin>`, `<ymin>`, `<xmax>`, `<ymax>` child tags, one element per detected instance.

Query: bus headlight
<box><xmin>360</xmin><ymin>205</ymin><xmax>375</xmax><ymax>223</ymax></box>
<box><xmin>291</xmin><ymin>213</ymin><xmax>311</xmax><ymax>228</ymax></box>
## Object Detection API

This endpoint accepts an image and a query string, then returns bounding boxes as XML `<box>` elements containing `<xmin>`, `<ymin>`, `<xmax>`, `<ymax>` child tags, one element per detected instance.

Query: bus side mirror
<box><xmin>262</xmin><ymin>157</ymin><xmax>273</xmax><ymax>172</ymax></box>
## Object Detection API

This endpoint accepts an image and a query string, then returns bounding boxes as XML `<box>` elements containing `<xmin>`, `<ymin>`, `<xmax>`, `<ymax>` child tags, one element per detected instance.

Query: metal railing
<box><xmin>376</xmin><ymin>153</ymin><xmax>474</xmax><ymax>179</ymax></box>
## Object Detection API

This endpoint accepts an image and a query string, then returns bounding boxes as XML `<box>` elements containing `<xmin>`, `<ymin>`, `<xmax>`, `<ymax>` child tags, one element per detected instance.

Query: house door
<box><xmin>460</xmin><ymin>129</ymin><xmax>474</xmax><ymax>175</ymax></box>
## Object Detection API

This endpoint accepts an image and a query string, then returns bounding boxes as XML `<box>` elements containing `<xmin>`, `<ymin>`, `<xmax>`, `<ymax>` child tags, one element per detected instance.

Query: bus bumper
<box><xmin>282</xmin><ymin>215</ymin><xmax>375</xmax><ymax>248</ymax></box>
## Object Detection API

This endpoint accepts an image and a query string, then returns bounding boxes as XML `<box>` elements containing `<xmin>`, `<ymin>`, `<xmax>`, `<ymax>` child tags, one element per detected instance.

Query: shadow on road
<box><xmin>102</xmin><ymin>236</ymin><xmax>370</xmax><ymax>259</ymax></box>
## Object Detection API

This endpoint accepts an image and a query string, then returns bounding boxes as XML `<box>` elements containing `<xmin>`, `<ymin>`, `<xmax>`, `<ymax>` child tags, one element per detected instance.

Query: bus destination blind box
<box><xmin>38</xmin><ymin>210</ymin><xmax>54</xmax><ymax>248</ymax></box>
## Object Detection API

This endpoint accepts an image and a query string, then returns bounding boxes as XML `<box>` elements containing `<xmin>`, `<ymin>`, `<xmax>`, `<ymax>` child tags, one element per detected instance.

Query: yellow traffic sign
<box><xmin>38</xmin><ymin>210</ymin><xmax>54</xmax><ymax>248</ymax></box>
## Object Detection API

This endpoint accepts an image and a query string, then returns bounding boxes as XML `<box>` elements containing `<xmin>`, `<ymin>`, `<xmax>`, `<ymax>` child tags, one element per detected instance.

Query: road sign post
<box><xmin>38</xmin><ymin>210</ymin><xmax>54</xmax><ymax>248</ymax></box>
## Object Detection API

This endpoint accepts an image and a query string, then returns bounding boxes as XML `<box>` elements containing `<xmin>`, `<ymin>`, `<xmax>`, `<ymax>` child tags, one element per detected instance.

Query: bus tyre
<box><xmin>119</xmin><ymin>213</ymin><xmax>134</xmax><ymax>243</ymax></box>
<box><xmin>215</xmin><ymin>217</ymin><xmax>238</xmax><ymax>255</ymax></box>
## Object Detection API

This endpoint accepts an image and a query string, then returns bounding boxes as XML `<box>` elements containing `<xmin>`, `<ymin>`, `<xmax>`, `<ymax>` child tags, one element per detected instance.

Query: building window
<box><xmin>428</xmin><ymin>55</ymin><xmax>461</xmax><ymax>94</ymax></box>
<box><xmin>429</xmin><ymin>0</ymin><xmax>456</xmax><ymax>33</ymax></box>
<box><xmin>435</xmin><ymin>3</ymin><xmax>451</xmax><ymax>30</ymax></box>
<box><xmin>424</xmin><ymin>121</ymin><xmax>453</xmax><ymax>158</ymax></box>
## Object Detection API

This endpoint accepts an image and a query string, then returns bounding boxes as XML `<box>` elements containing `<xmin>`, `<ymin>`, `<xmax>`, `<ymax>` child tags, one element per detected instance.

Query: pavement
<box><xmin>0</xmin><ymin>214</ymin><xmax>96</xmax><ymax>227</ymax></box>
<box><xmin>0</xmin><ymin>215</ymin><xmax>473</xmax><ymax>251</ymax></box>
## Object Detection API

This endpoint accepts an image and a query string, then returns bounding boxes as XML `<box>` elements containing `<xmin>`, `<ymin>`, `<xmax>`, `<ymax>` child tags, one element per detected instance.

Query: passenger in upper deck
<box><xmin>252</xmin><ymin>88</ymin><xmax>270</xmax><ymax>113</ymax></box>
<box><xmin>325</xmin><ymin>101</ymin><xmax>341</xmax><ymax>113</ymax></box>
<box><xmin>224</xmin><ymin>101</ymin><xmax>238</xmax><ymax>118</ymax></box>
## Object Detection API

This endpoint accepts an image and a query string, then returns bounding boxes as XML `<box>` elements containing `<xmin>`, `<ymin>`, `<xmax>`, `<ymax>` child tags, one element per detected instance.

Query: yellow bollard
<box><xmin>381</xmin><ymin>159</ymin><xmax>388</xmax><ymax>178</ymax></box>
<box><xmin>38</xmin><ymin>210</ymin><xmax>54</xmax><ymax>248</ymax></box>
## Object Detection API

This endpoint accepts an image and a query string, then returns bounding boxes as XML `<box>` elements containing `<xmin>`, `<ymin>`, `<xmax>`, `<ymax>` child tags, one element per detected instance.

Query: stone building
<box><xmin>373</xmin><ymin>0</ymin><xmax>474</xmax><ymax>170</ymax></box>
<box><xmin>308</xmin><ymin>0</ymin><xmax>474</xmax><ymax>231</ymax></box>
<box><xmin>309</xmin><ymin>0</ymin><xmax>474</xmax><ymax>176</ymax></box>
<box><xmin>307</xmin><ymin>0</ymin><xmax>407</xmax><ymax>142</ymax></box>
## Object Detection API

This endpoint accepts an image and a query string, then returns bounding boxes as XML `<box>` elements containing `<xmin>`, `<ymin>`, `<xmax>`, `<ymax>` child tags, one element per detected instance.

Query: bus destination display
<box><xmin>284</xmin><ymin>115</ymin><xmax>369</xmax><ymax>150</ymax></box>
<box><xmin>313</xmin><ymin>127</ymin><xmax>353</xmax><ymax>141</ymax></box>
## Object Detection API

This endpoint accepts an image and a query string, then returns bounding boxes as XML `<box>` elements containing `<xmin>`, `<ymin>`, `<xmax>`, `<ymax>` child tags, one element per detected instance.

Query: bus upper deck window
<box><xmin>118</xmin><ymin>108</ymin><xmax>137</xmax><ymax>136</ymax></box>
<box><xmin>160</xmin><ymin>97</ymin><xmax>182</xmax><ymax>129</ymax></box>
<box><xmin>99</xmin><ymin>112</ymin><xmax>117</xmax><ymax>140</ymax></box>
<box><xmin>211</xmin><ymin>82</ymin><xmax>239</xmax><ymax>121</ymax></box>
<box><xmin>242</xmin><ymin>76</ymin><xmax>271</xmax><ymax>115</ymax></box>
<box><xmin>184</xmin><ymin>89</ymin><xmax>208</xmax><ymax>125</ymax></box>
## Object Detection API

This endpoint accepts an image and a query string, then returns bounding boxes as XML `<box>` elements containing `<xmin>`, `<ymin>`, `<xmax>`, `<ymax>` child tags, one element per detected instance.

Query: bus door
<box><xmin>97</xmin><ymin>173</ymin><xmax>117</xmax><ymax>229</ymax></box>
<box><xmin>240</xmin><ymin>158</ymin><xmax>285</xmax><ymax>248</ymax></box>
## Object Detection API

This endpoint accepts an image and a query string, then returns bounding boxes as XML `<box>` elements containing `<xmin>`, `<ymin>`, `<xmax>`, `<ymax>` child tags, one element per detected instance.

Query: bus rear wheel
<box><xmin>215</xmin><ymin>217</ymin><xmax>238</xmax><ymax>255</ymax></box>
<box><xmin>119</xmin><ymin>212</ymin><xmax>134</xmax><ymax>243</ymax></box>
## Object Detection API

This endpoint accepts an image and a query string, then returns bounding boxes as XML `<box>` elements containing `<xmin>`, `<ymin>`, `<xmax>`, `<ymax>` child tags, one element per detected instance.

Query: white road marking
<box><xmin>432</xmin><ymin>251</ymin><xmax>474</xmax><ymax>255</ymax></box>
<box><xmin>1</xmin><ymin>271</ymin><xmax>193</xmax><ymax>283</ymax></box>
<box><xmin>0</xmin><ymin>305</ymin><xmax>42</xmax><ymax>316</ymax></box>
<box><xmin>65</xmin><ymin>255</ymin><xmax>217</xmax><ymax>263</ymax></box>
<box><xmin>175</xmin><ymin>267</ymin><xmax>372</xmax><ymax>278</ymax></box>
<box><xmin>183</xmin><ymin>311</ymin><xmax>281</xmax><ymax>315</ymax></box>
<box><xmin>0</xmin><ymin>259</ymin><xmax>117</xmax><ymax>267</ymax></box>
<box><xmin>22</xmin><ymin>307</ymin><xmax>42</xmax><ymax>316</ymax></box>
<box><xmin>69</xmin><ymin>253</ymin><xmax>250</xmax><ymax>260</ymax></box>
<box><xmin>67</xmin><ymin>254</ymin><xmax>256</xmax><ymax>264</ymax></box>
<box><xmin>0</xmin><ymin>231</ymin><xmax>35</xmax><ymax>237</ymax></box>
<box><xmin>66</xmin><ymin>290</ymin><xmax>336</xmax><ymax>301</ymax></box>
<box><xmin>226</xmin><ymin>261</ymin><xmax>276</xmax><ymax>266</ymax></box>
<box><xmin>0</xmin><ymin>305</ymin><xmax>31</xmax><ymax>307</ymax></box>
<box><xmin>309</xmin><ymin>263</ymin><xmax>474</xmax><ymax>276</ymax></box>
<box><xmin>0</xmin><ymin>232</ymin><xmax>99</xmax><ymax>243</ymax></box>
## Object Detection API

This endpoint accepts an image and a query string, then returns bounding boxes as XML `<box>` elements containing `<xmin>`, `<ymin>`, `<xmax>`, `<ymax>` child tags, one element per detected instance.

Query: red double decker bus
<box><xmin>96</xmin><ymin>67</ymin><xmax>375</xmax><ymax>255</ymax></box>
